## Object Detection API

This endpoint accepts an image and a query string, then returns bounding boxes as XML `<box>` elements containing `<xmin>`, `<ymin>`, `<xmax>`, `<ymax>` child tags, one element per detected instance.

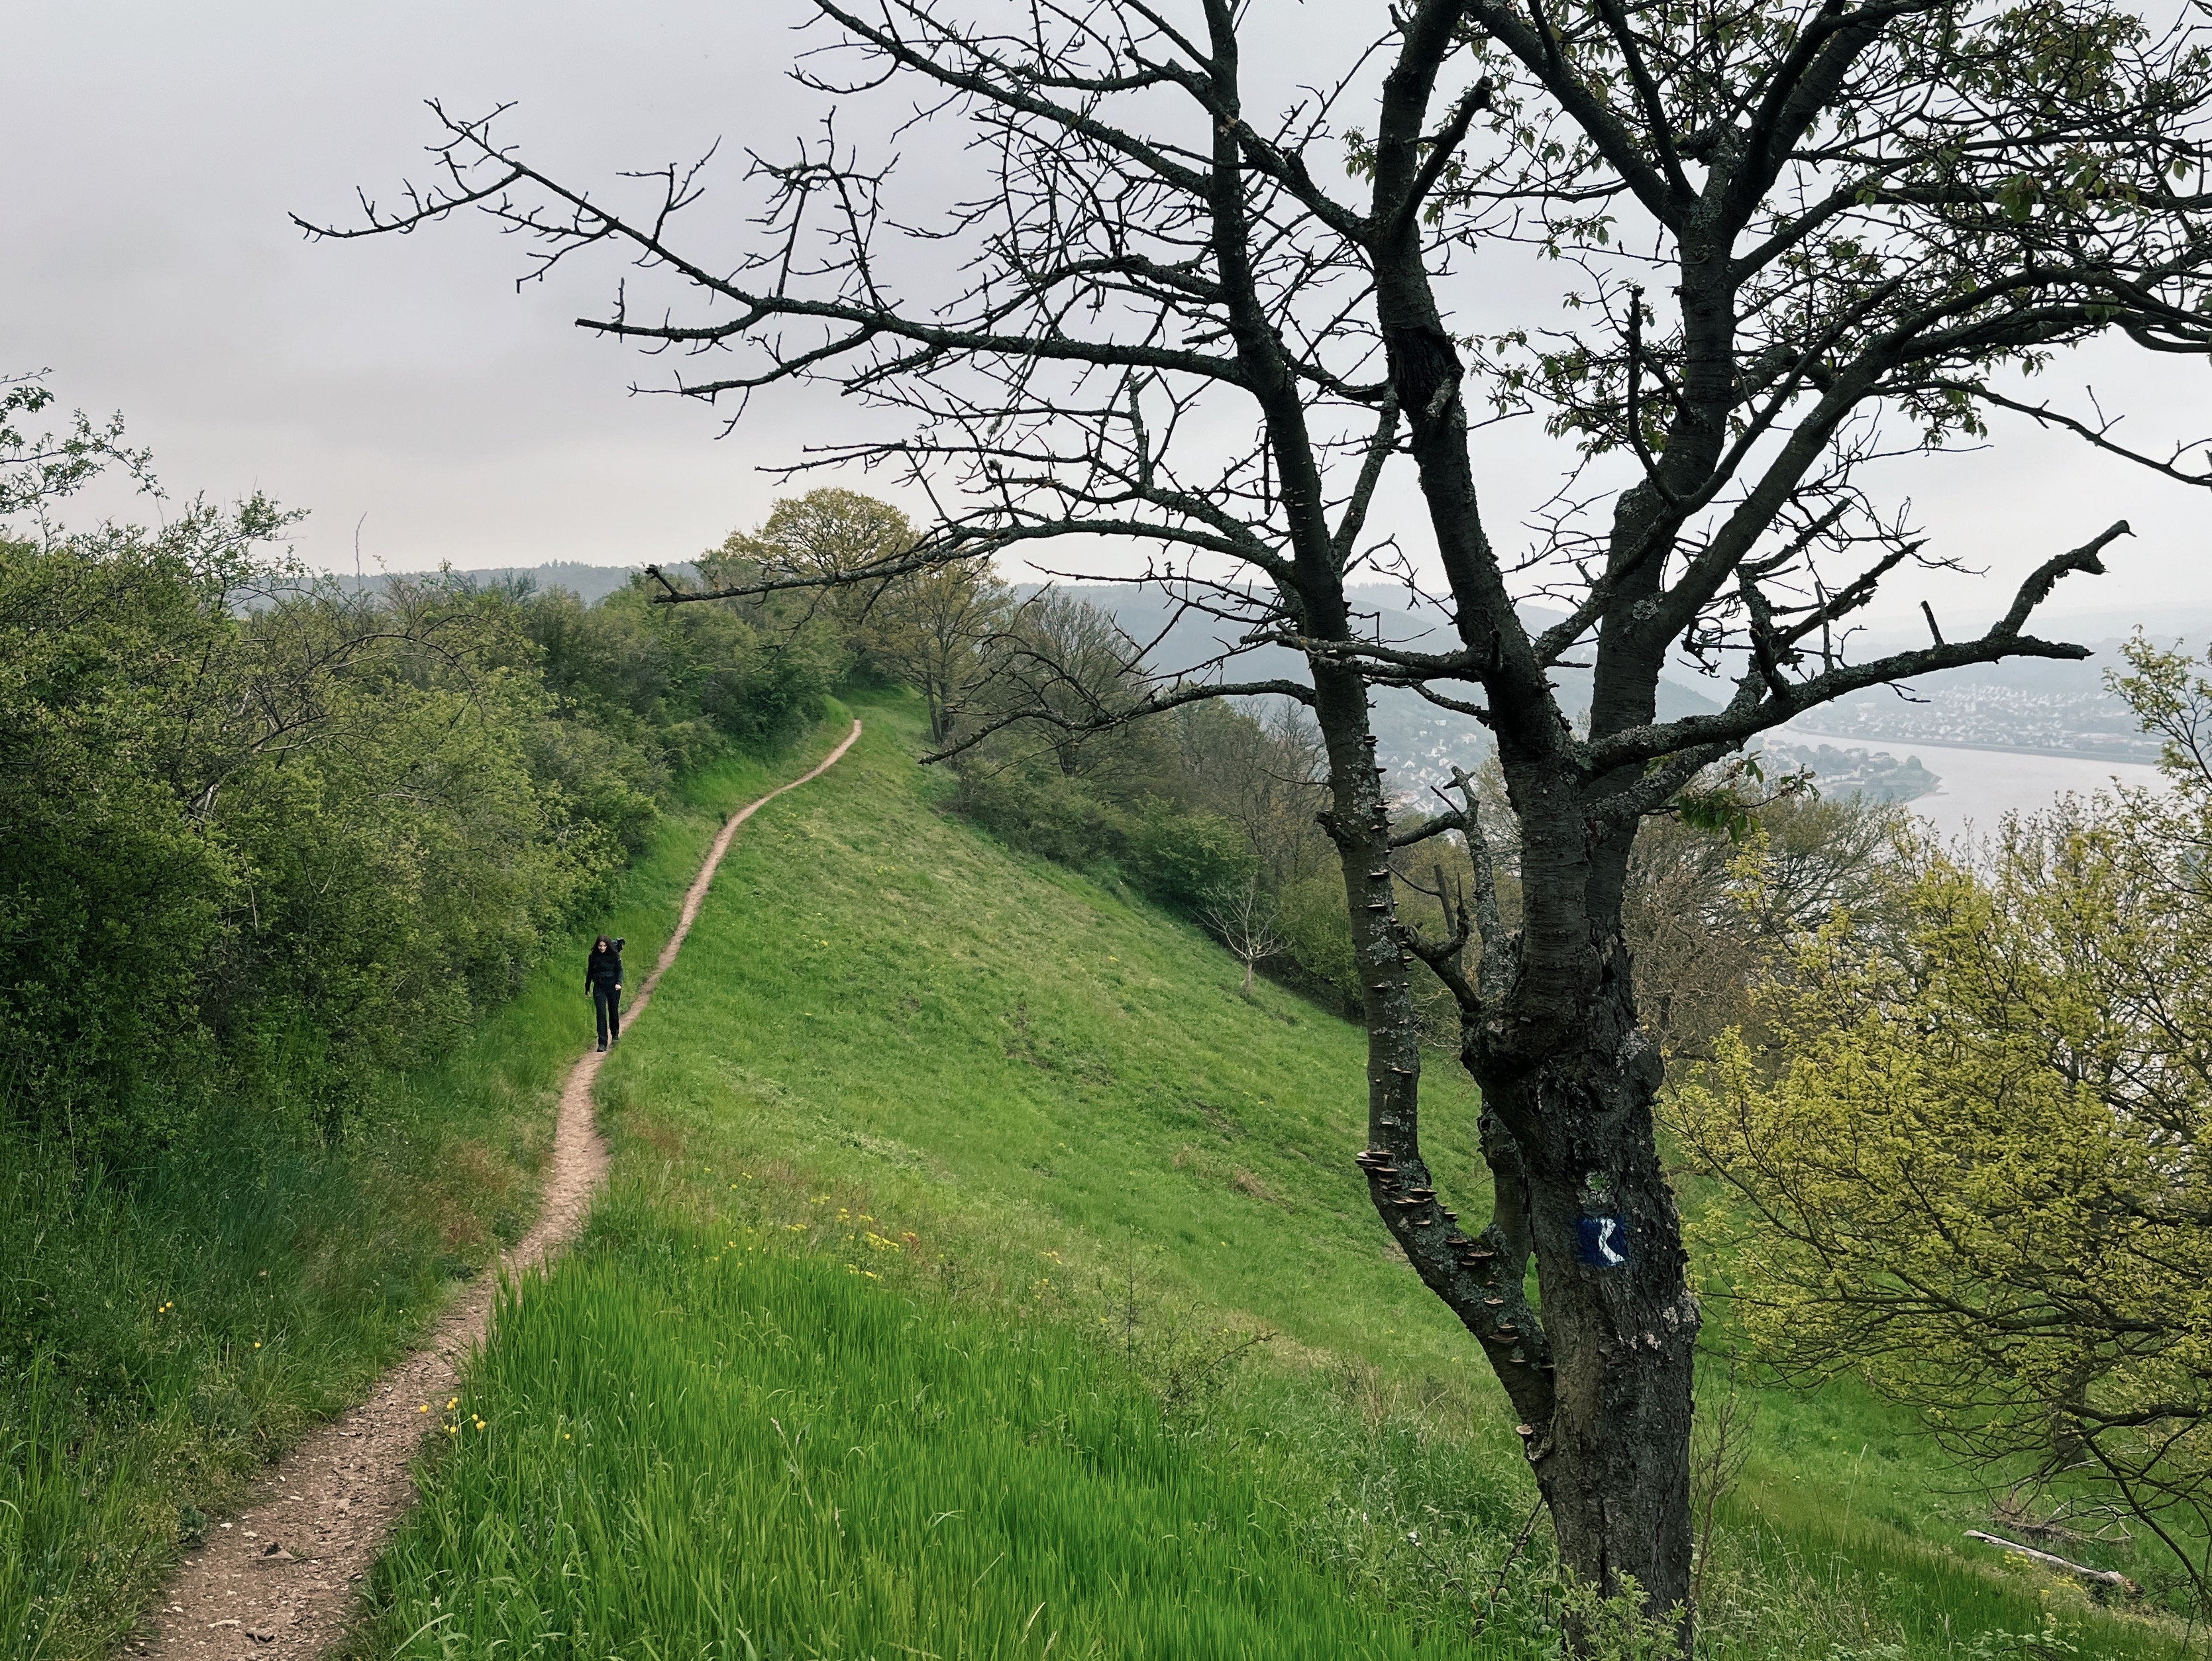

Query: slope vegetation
<box><xmin>357</xmin><ymin>692</ymin><xmax>2184</xmax><ymax>1659</ymax></box>
<box><xmin>1</xmin><ymin>735</ymin><xmax>830</xmax><ymax>1660</ymax></box>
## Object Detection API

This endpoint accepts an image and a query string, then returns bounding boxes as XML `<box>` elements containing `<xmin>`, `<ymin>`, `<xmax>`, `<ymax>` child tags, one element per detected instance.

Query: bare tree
<box><xmin>309</xmin><ymin>0</ymin><xmax>2212</xmax><ymax>1632</ymax></box>
<box><xmin>877</xmin><ymin>557</ymin><xmax>1009</xmax><ymax>744</ymax></box>
<box><xmin>1173</xmin><ymin>698</ymin><xmax>1336</xmax><ymax>892</ymax></box>
<box><xmin>1202</xmin><ymin>871</ymin><xmax>1287</xmax><ymax>996</ymax></box>
<box><xmin>1626</xmin><ymin>787</ymin><xmax>1908</xmax><ymax>1062</ymax></box>
<box><xmin>973</xmin><ymin>589</ymin><xmax>1150</xmax><ymax>777</ymax></box>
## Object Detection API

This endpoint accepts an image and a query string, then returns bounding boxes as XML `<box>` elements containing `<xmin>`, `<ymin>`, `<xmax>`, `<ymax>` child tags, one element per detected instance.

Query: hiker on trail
<box><xmin>586</xmin><ymin>934</ymin><xmax>625</xmax><ymax>1051</ymax></box>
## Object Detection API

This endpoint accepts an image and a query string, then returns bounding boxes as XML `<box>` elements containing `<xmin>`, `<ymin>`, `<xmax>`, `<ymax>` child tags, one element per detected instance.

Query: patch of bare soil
<box><xmin>126</xmin><ymin>721</ymin><xmax>863</xmax><ymax>1661</ymax></box>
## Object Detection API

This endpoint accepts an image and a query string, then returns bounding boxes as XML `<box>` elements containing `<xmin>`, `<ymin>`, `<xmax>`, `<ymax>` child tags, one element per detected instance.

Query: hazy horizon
<box><xmin>10</xmin><ymin>1</ymin><xmax>2208</xmax><ymax>636</ymax></box>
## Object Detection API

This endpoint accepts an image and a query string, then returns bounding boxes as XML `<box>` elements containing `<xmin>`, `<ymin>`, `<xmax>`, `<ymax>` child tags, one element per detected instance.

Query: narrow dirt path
<box><xmin>129</xmin><ymin>720</ymin><xmax>864</xmax><ymax>1661</ymax></box>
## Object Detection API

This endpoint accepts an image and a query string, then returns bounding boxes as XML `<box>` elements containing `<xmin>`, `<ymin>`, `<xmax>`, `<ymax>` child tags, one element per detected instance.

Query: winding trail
<box><xmin>131</xmin><ymin>720</ymin><xmax>864</xmax><ymax>1661</ymax></box>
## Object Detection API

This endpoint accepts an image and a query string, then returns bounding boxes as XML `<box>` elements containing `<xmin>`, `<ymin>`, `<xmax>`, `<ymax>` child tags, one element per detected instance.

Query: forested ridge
<box><xmin>0</xmin><ymin>386</ymin><xmax>845</xmax><ymax>1651</ymax></box>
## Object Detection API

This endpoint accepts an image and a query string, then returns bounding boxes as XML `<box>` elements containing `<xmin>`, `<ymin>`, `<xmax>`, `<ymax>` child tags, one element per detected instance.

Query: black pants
<box><xmin>593</xmin><ymin>984</ymin><xmax>622</xmax><ymax>1046</ymax></box>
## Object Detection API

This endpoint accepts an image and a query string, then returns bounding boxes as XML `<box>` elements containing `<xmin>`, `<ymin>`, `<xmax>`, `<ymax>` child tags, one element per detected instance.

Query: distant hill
<box><xmin>325</xmin><ymin>561</ymin><xmax>662</xmax><ymax>606</ymax></box>
<box><xmin>1922</xmin><ymin>606</ymin><xmax>2212</xmax><ymax>650</ymax></box>
<box><xmin>1059</xmin><ymin>581</ymin><xmax>2191</xmax><ymax>779</ymax></box>
<box><xmin>1051</xmin><ymin>584</ymin><xmax>1722</xmax><ymax>794</ymax></box>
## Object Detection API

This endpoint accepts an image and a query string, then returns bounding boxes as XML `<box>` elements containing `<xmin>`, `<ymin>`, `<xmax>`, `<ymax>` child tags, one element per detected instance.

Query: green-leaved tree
<box><xmin>1676</xmin><ymin>639</ymin><xmax>2212</xmax><ymax>1602</ymax></box>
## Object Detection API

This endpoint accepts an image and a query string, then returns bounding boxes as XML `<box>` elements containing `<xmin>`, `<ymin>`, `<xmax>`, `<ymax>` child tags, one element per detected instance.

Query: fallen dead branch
<box><xmin>1965</xmin><ymin>1530</ymin><xmax>2142</xmax><ymax>1595</ymax></box>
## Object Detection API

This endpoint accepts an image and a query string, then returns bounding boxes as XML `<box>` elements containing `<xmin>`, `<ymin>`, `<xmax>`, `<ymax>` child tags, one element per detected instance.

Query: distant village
<box><xmin>1371</xmin><ymin>696</ymin><xmax>1944</xmax><ymax>806</ymax></box>
<box><xmin>1791</xmin><ymin>672</ymin><xmax>2161</xmax><ymax>763</ymax></box>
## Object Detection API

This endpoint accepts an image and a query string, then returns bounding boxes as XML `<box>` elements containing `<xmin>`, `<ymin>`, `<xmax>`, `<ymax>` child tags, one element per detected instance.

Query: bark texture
<box><xmin>1314</xmin><ymin>649</ymin><xmax>1699</xmax><ymax>1613</ymax></box>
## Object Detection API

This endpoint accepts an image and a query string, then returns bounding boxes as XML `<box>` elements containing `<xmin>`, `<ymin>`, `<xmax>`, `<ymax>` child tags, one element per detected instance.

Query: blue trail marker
<box><xmin>1576</xmin><ymin>1213</ymin><xmax>1630</xmax><ymax>1268</ymax></box>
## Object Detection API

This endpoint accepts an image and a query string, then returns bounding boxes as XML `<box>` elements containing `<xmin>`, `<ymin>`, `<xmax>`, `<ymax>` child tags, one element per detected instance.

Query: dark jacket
<box><xmin>586</xmin><ymin>944</ymin><xmax>623</xmax><ymax>991</ymax></box>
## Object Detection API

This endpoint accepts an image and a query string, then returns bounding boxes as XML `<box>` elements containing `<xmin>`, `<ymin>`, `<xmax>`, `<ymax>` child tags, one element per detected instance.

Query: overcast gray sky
<box><xmin>8</xmin><ymin>1</ymin><xmax>2209</xmax><ymax>636</ymax></box>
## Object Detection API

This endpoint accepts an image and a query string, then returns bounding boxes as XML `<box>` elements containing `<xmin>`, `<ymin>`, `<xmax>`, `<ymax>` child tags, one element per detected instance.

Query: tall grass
<box><xmin>356</xmin><ymin>1202</ymin><xmax>2178</xmax><ymax>1661</ymax></box>
<box><xmin>0</xmin><ymin>715</ymin><xmax>851</xmax><ymax>1660</ymax></box>
<box><xmin>366</xmin><ymin>1198</ymin><xmax>1516</xmax><ymax>1660</ymax></box>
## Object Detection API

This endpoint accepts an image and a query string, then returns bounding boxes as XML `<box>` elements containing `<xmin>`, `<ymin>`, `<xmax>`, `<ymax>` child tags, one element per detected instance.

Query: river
<box><xmin>1772</xmin><ymin>726</ymin><xmax>2168</xmax><ymax>841</ymax></box>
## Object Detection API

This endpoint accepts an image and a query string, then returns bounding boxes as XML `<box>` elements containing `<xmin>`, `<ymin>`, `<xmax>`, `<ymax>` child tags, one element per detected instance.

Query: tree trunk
<box><xmin>1310</xmin><ymin>662</ymin><xmax>1697</xmax><ymax>1638</ymax></box>
<box><xmin>1487</xmin><ymin>983</ymin><xmax>1698</xmax><ymax>1621</ymax></box>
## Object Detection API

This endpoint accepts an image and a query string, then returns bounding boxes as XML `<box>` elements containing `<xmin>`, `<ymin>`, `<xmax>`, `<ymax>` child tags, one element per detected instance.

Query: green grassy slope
<box><xmin>359</xmin><ymin>691</ymin><xmax>2184</xmax><ymax>1660</ymax></box>
<box><xmin>368</xmin><ymin>1206</ymin><xmax>1514</xmax><ymax>1660</ymax></box>
<box><xmin>604</xmin><ymin>695</ymin><xmax>1492</xmax><ymax>1379</ymax></box>
<box><xmin>1</xmin><ymin>723</ymin><xmax>849</xmax><ymax>1661</ymax></box>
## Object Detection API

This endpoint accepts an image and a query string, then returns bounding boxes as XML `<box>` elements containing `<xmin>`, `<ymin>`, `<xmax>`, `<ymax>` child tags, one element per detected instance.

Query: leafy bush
<box><xmin>1277</xmin><ymin>873</ymin><xmax>1362</xmax><ymax>1006</ymax></box>
<box><xmin>0</xmin><ymin>547</ymin><xmax>619</xmax><ymax>1152</ymax></box>
<box><xmin>0</xmin><ymin>491</ymin><xmax>837</xmax><ymax>1159</ymax></box>
<box><xmin>516</xmin><ymin>580</ymin><xmax>843</xmax><ymax>767</ymax></box>
<box><xmin>951</xmin><ymin>764</ymin><xmax>1125</xmax><ymax>865</ymax></box>
<box><xmin>1128</xmin><ymin>802</ymin><xmax>1255</xmax><ymax>907</ymax></box>
<box><xmin>949</xmin><ymin>763</ymin><xmax>1255</xmax><ymax>915</ymax></box>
